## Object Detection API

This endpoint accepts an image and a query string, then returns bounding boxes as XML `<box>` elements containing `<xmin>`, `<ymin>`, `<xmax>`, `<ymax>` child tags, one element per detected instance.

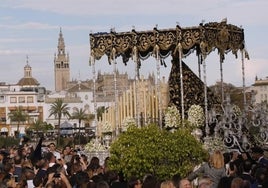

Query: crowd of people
<box><xmin>0</xmin><ymin>136</ymin><xmax>268</xmax><ymax>188</ymax></box>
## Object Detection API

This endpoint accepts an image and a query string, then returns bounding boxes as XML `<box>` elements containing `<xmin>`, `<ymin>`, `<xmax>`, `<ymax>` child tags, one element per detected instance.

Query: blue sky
<box><xmin>0</xmin><ymin>0</ymin><xmax>268</xmax><ymax>91</ymax></box>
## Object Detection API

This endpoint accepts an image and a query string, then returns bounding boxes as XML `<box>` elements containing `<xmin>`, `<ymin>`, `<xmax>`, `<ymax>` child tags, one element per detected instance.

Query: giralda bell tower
<box><xmin>54</xmin><ymin>28</ymin><xmax>70</xmax><ymax>92</ymax></box>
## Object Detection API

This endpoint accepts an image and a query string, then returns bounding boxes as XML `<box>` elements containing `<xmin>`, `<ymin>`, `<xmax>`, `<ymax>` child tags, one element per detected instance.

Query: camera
<box><xmin>53</xmin><ymin>173</ymin><xmax>61</xmax><ymax>178</ymax></box>
<box><xmin>13</xmin><ymin>175</ymin><xmax>19</xmax><ymax>183</ymax></box>
<box><xmin>75</xmin><ymin>156</ymin><xmax>80</xmax><ymax>161</ymax></box>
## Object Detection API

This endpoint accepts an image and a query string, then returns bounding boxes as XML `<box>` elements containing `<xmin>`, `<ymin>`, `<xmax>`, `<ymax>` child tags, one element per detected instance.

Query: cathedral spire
<box><xmin>54</xmin><ymin>28</ymin><xmax>70</xmax><ymax>92</ymax></box>
<box><xmin>58</xmin><ymin>27</ymin><xmax>66</xmax><ymax>55</ymax></box>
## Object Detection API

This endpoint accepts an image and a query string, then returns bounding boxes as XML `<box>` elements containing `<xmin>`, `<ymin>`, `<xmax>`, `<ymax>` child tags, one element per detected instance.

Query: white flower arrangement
<box><xmin>232</xmin><ymin>105</ymin><xmax>242</xmax><ymax>117</ymax></box>
<box><xmin>203</xmin><ymin>137</ymin><xmax>227</xmax><ymax>153</ymax></box>
<box><xmin>164</xmin><ymin>105</ymin><xmax>181</xmax><ymax>129</ymax></box>
<box><xmin>84</xmin><ymin>139</ymin><xmax>107</xmax><ymax>152</ymax></box>
<box><xmin>122</xmin><ymin>117</ymin><xmax>136</xmax><ymax>132</ymax></box>
<box><xmin>187</xmin><ymin>105</ymin><xmax>205</xmax><ymax>127</ymax></box>
<box><xmin>101</xmin><ymin>121</ymin><xmax>112</xmax><ymax>133</ymax></box>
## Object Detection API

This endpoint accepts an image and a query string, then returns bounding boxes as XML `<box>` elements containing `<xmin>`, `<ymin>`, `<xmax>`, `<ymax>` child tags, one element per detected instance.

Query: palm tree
<box><xmin>8</xmin><ymin>106</ymin><xmax>28</xmax><ymax>137</ymax></box>
<box><xmin>97</xmin><ymin>106</ymin><xmax>106</xmax><ymax>120</ymax></box>
<box><xmin>48</xmin><ymin>98</ymin><xmax>70</xmax><ymax>144</ymax></box>
<box><xmin>70</xmin><ymin>108</ymin><xmax>88</xmax><ymax>145</ymax></box>
<box><xmin>27</xmin><ymin>119</ymin><xmax>54</xmax><ymax>138</ymax></box>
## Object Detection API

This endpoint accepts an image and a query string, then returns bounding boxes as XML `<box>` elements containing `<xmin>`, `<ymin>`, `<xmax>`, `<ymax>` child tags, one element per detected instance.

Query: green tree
<box><xmin>109</xmin><ymin>124</ymin><xmax>207</xmax><ymax>180</ymax></box>
<box><xmin>70</xmin><ymin>108</ymin><xmax>88</xmax><ymax>145</ymax></box>
<box><xmin>8</xmin><ymin>106</ymin><xmax>28</xmax><ymax>137</ymax></box>
<box><xmin>48</xmin><ymin>98</ymin><xmax>70</xmax><ymax>144</ymax></box>
<box><xmin>26</xmin><ymin>119</ymin><xmax>54</xmax><ymax>136</ymax></box>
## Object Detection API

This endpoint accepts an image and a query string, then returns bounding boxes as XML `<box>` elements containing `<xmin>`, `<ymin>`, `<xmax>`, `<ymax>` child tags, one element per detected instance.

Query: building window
<box><xmin>10</xmin><ymin>97</ymin><xmax>17</xmax><ymax>103</ymax></box>
<box><xmin>19</xmin><ymin>97</ymin><xmax>25</xmax><ymax>103</ymax></box>
<box><xmin>27</xmin><ymin>96</ymin><xmax>34</xmax><ymax>103</ymax></box>
<box><xmin>84</xmin><ymin>104</ymin><xmax>90</xmax><ymax>113</ymax></box>
<box><xmin>85</xmin><ymin>95</ymin><xmax>88</xmax><ymax>100</ymax></box>
<box><xmin>73</xmin><ymin>107</ymin><xmax>78</xmax><ymax>113</ymax></box>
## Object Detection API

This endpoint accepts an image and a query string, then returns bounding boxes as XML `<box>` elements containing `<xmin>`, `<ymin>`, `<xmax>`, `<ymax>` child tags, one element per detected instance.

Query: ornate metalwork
<box><xmin>90</xmin><ymin>20</ymin><xmax>245</xmax><ymax>63</ymax></box>
<box><xmin>90</xmin><ymin>20</ymin><xmax>251</xmax><ymax>150</ymax></box>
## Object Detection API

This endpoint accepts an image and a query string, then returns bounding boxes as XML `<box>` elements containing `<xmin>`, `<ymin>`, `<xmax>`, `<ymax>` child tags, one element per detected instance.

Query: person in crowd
<box><xmin>80</xmin><ymin>154</ymin><xmax>89</xmax><ymax>167</ymax></box>
<box><xmin>103</xmin><ymin>157</ymin><xmax>110</xmax><ymax>174</ymax></box>
<box><xmin>171</xmin><ymin>174</ymin><xmax>181</xmax><ymax>188</ymax></box>
<box><xmin>188</xmin><ymin>150</ymin><xmax>226</xmax><ymax>188</ymax></box>
<box><xmin>48</xmin><ymin>142</ymin><xmax>61</xmax><ymax>160</ymax></box>
<box><xmin>160</xmin><ymin>180</ymin><xmax>175</xmax><ymax>188</ymax></box>
<box><xmin>105</xmin><ymin>170</ymin><xmax>127</xmax><ymax>188</ymax></box>
<box><xmin>230</xmin><ymin>177</ymin><xmax>247</xmax><ymax>188</ymax></box>
<box><xmin>45</xmin><ymin>171</ymin><xmax>72</xmax><ymax>188</ymax></box>
<box><xmin>179</xmin><ymin>178</ymin><xmax>192</xmax><ymax>188</ymax></box>
<box><xmin>96</xmin><ymin>180</ymin><xmax>110</xmax><ymax>188</ymax></box>
<box><xmin>35</xmin><ymin>158</ymin><xmax>49</xmax><ymax>182</ymax></box>
<box><xmin>252</xmin><ymin>166</ymin><xmax>268</xmax><ymax>188</ymax></box>
<box><xmin>228</xmin><ymin>149</ymin><xmax>243</xmax><ymax>176</ymax></box>
<box><xmin>142</xmin><ymin>174</ymin><xmax>158</xmax><ymax>188</ymax></box>
<box><xmin>198</xmin><ymin>176</ymin><xmax>212</xmax><ymax>188</ymax></box>
<box><xmin>69</xmin><ymin>161</ymin><xmax>83</xmax><ymax>186</ymax></box>
<box><xmin>21</xmin><ymin>166</ymin><xmax>35</xmax><ymax>188</ymax></box>
<box><xmin>45</xmin><ymin>152</ymin><xmax>57</xmax><ymax>168</ymax></box>
<box><xmin>3</xmin><ymin>162</ymin><xmax>15</xmax><ymax>180</ymax></box>
<box><xmin>128</xmin><ymin>176</ymin><xmax>142</xmax><ymax>188</ymax></box>
<box><xmin>33</xmin><ymin>175</ymin><xmax>43</xmax><ymax>187</ymax></box>
<box><xmin>238</xmin><ymin>159</ymin><xmax>254</xmax><ymax>184</ymax></box>
<box><xmin>87</xmin><ymin>156</ymin><xmax>103</xmax><ymax>179</ymax></box>
<box><xmin>63</xmin><ymin>145</ymin><xmax>73</xmax><ymax>164</ymax></box>
<box><xmin>227</xmin><ymin>161</ymin><xmax>238</xmax><ymax>178</ymax></box>
<box><xmin>251</xmin><ymin>146</ymin><xmax>268</xmax><ymax>167</ymax></box>
<box><xmin>0</xmin><ymin>150</ymin><xmax>6</xmax><ymax>172</ymax></box>
<box><xmin>13</xmin><ymin>155</ymin><xmax>23</xmax><ymax>182</ymax></box>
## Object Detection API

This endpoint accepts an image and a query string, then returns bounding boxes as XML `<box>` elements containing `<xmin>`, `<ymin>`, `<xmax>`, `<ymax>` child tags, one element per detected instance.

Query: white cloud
<box><xmin>3</xmin><ymin>0</ymin><xmax>268</xmax><ymax>27</ymax></box>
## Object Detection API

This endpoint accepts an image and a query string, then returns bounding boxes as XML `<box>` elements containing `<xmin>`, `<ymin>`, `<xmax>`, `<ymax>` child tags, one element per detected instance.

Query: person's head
<box><xmin>71</xmin><ymin>162</ymin><xmax>82</xmax><ymax>175</ymax></box>
<box><xmin>45</xmin><ymin>152</ymin><xmax>56</xmax><ymax>163</ymax></box>
<box><xmin>231</xmin><ymin>177</ymin><xmax>243</xmax><ymax>188</ymax></box>
<box><xmin>48</xmin><ymin>143</ymin><xmax>56</xmax><ymax>151</ymax></box>
<box><xmin>230</xmin><ymin>149</ymin><xmax>241</xmax><ymax>160</ymax></box>
<box><xmin>210</xmin><ymin>150</ymin><xmax>224</xmax><ymax>169</ymax></box>
<box><xmin>254</xmin><ymin>167</ymin><xmax>267</xmax><ymax>184</ymax></box>
<box><xmin>242</xmin><ymin>180</ymin><xmax>251</xmax><ymax>188</ymax></box>
<box><xmin>89</xmin><ymin>157</ymin><xmax>100</xmax><ymax>170</ymax></box>
<box><xmin>251</xmin><ymin>146</ymin><xmax>264</xmax><ymax>160</ymax></box>
<box><xmin>242</xmin><ymin>159</ymin><xmax>252</xmax><ymax>173</ymax></box>
<box><xmin>4</xmin><ymin>162</ymin><xmax>15</xmax><ymax>174</ymax></box>
<box><xmin>22</xmin><ymin>166</ymin><xmax>35</xmax><ymax>180</ymax></box>
<box><xmin>179</xmin><ymin>179</ymin><xmax>192</xmax><ymax>188</ymax></box>
<box><xmin>76</xmin><ymin>171</ymin><xmax>90</xmax><ymax>187</ymax></box>
<box><xmin>96</xmin><ymin>180</ymin><xmax>109</xmax><ymax>188</ymax></box>
<box><xmin>33</xmin><ymin>175</ymin><xmax>43</xmax><ymax>187</ymax></box>
<box><xmin>64</xmin><ymin>145</ymin><xmax>72</xmax><ymax>154</ymax></box>
<box><xmin>142</xmin><ymin>174</ymin><xmax>157</xmax><ymax>188</ymax></box>
<box><xmin>217</xmin><ymin>176</ymin><xmax>233</xmax><ymax>188</ymax></box>
<box><xmin>14</xmin><ymin>155</ymin><xmax>22</xmax><ymax>165</ymax></box>
<box><xmin>198</xmin><ymin>176</ymin><xmax>212</xmax><ymax>188</ymax></box>
<box><xmin>160</xmin><ymin>180</ymin><xmax>175</xmax><ymax>188</ymax></box>
<box><xmin>228</xmin><ymin>161</ymin><xmax>238</xmax><ymax>177</ymax></box>
<box><xmin>128</xmin><ymin>176</ymin><xmax>142</xmax><ymax>188</ymax></box>
<box><xmin>105</xmin><ymin>170</ymin><xmax>118</xmax><ymax>185</ymax></box>
<box><xmin>171</xmin><ymin>174</ymin><xmax>181</xmax><ymax>188</ymax></box>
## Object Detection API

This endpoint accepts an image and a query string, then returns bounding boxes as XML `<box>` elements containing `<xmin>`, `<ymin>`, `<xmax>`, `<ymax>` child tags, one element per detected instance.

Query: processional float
<box><xmin>89</xmin><ymin>19</ymin><xmax>268</xmax><ymax>152</ymax></box>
